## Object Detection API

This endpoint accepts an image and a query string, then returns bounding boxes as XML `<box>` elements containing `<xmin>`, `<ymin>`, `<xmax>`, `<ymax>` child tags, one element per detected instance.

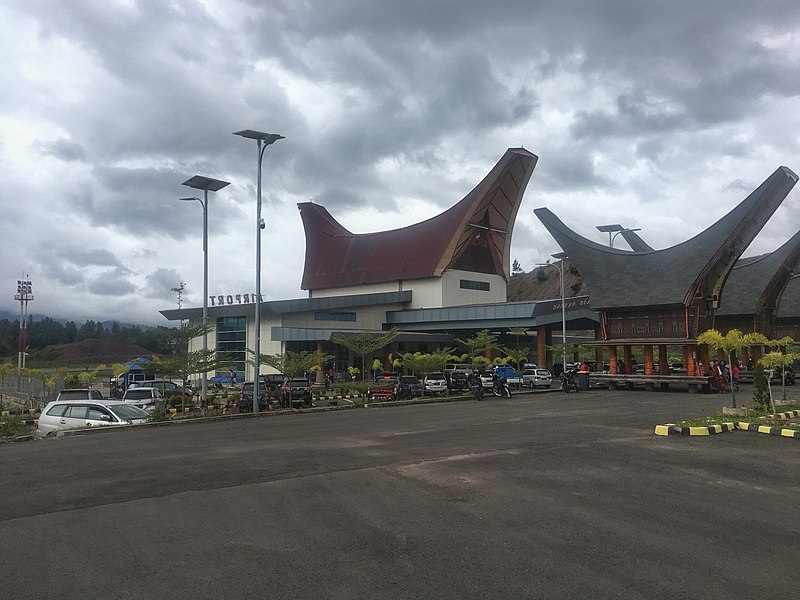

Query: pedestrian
<box><xmin>695</xmin><ymin>361</ymin><xmax>704</xmax><ymax>377</ymax></box>
<box><xmin>732</xmin><ymin>361</ymin><xmax>740</xmax><ymax>391</ymax></box>
<box><xmin>711</xmin><ymin>360</ymin><xmax>725</xmax><ymax>392</ymax></box>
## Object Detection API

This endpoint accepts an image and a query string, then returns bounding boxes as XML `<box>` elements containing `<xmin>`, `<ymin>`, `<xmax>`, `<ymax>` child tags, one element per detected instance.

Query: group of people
<box><xmin>696</xmin><ymin>359</ymin><xmax>740</xmax><ymax>393</ymax></box>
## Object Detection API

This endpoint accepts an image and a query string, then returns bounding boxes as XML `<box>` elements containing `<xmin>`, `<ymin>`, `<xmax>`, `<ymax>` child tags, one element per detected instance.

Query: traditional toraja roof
<box><xmin>534</xmin><ymin>166</ymin><xmax>798</xmax><ymax>311</ymax></box>
<box><xmin>716</xmin><ymin>230</ymin><xmax>800</xmax><ymax>316</ymax></box>
<box><xmin>299</xmin><ymin>148</ymin><xmax>538</xmax><ymax>291</ymax></box>
<box><xmin>777</xmin><ymin>276</ymin><xmax>800</xmax><ymax>318</ymax></box>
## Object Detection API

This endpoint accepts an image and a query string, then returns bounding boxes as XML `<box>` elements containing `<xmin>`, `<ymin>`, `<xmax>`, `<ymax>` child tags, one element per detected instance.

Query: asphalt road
<box><xmin>2</xmin><ymin>388</ymin><xmax>799</xmax><ymax>599</ymax></box>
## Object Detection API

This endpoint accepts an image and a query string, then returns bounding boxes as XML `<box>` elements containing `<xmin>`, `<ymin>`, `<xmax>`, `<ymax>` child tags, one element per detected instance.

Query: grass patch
<box><xmin>675</xmin><ymin>404</ymin><xmax>800</xmax><ymax>429</ymax></box>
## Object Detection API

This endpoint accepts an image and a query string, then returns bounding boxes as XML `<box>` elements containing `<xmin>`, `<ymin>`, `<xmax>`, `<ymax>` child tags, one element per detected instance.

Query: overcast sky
<box><xmin>3</xmin><ymin>0</ymin><xmax>800</xmax><ymax>326</ymax></box>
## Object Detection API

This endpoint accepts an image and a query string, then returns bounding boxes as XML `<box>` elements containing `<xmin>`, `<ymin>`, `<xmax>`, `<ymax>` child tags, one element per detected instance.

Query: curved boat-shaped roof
<box><xmin>534</xmin><ymin>166</ymin><xmax>798</xmax><ymax>310</ymax></box>
<box><xmin>716</xmin><ymin>229</ymin><xmax>800</xmax><ymax>317</ymax></box>
<box><xmin>299</xmin><ymin>148</ymin><xmax>538</xmax><ymax>291</ymax></box>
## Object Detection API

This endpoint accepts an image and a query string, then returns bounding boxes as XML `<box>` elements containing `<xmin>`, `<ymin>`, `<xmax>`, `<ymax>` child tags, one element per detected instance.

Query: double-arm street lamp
<box><xmin>537</xmin><ymin>252</ymin><xmax>568</xmax><ymax>372</ymax></box>
<box><xmin>180</xmin><ymin>175</ymin><xmax>231</xmax><ymax>407</ymax></box>
<box><xmin>596</xmin><ymin>223</ymin><xmax>641</xmax><ymax>248</ymax></box>
<box><xmin>233</xmin><ymin>129</ymin><xmax>284</xmax><ymax>413</ymax></box>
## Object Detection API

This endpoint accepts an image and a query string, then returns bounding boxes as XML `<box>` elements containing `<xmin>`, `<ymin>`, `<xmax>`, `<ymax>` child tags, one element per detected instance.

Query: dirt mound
<box><xmin>32</xmin><ymin>338</ymin><xmax>154</xmax><ymax>366</ymax></box>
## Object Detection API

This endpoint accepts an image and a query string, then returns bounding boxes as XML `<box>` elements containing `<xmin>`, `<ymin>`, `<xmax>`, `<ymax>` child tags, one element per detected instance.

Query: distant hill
<box><xmin>27</xmin><ymin>338</ymin><xmax>155</xmax><ymax>367</ymax></box>
<box><xmin>507</xmin><ymin>259</ymin><xmax>586</xmax><ymax>303</ymax></box>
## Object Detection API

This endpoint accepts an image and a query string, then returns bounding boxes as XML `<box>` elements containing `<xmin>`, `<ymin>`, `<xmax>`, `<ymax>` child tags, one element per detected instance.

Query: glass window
<box><xmin>46</xmin><ymin>404</ymin><xmax>69</xmax><ymax>417</ymax></box>
<box><xmin>460</xmin><ymin>279</ymin><xmax>490</xmax><ymax>291</ymax></box>
<box><xmin>88</xmin><ymin>406</ymin><xmax>113</xmax><ymax>421</ymax></box>
<box><xmin>314</xmin><ymin>311</ymin><xmax>357</xmax><ymax>322</ymax></box>
<box><xmin>65</xmin><ymin>405</ymin><xmax>88</xmax><ymax>418</ymax></box>
<box><xmin>217</xmin><ymin>316</ymin><xmax>247</xmax><ymax>379</ymax></box>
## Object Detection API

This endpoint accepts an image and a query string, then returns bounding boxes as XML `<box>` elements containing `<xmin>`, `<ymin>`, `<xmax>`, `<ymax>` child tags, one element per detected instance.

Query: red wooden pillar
<box><xmin>643</xmin><ymin>345</ymin><xmax>654</xmax><ymax>375</ymax></box>
<box><xmin>623</xmin><ymin>345</ymin><xmax>633</xmax><ymax>374</ymax></box>
<box><xmin>658</xmin><ymin>345</ymin><xmax>669</xmax><ymax>375</ymax></box>
<box><xmin>608</xmin><ymin>346</ymin><xmax>618</xmax><ymax>374</ymax></box>
<box><xmin>537</xmin><ymin>325</ymin><xmax>548</xmax><ymax>368</ymax></box>
<box><xmin>685</xmin><ymin>344</ymin><xmax>696</xmax><ymax>376</ymax></box>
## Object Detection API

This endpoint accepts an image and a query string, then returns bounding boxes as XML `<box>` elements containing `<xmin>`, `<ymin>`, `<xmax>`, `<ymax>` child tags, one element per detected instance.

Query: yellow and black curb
<box><xmin>654</xmin><ymin>423</ymin><xmax>735</xmax><ymax>436</ymax></box>
<box><xmin>736</xmin><ymin>422</ymin><xmax>800</xmax><ymax>439</ymax></box>
<box><xmin>655</xmin><ymin>421</ymin><xmax>800</xmax><ymax>439</ymax></box>
<box><xmin>773</xmin><ymin>410</ymin><xmax>800</xmax><ymax>419</ymax></box>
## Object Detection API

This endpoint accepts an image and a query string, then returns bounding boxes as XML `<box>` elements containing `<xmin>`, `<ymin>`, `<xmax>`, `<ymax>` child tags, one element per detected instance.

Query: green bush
<box><xmin>146</xmin><ymin>409</ymin><xmax>171</xmax><ymax>423</ymax></box>
<box><xmin>0</xmin><ymin>415</ymin><xmax>32</xmax><ymax>437</ymax></box>
<box><xmin>751</xmin><ymin>364</ymin><xmax>770</xmax><ymax>412</ymax></box>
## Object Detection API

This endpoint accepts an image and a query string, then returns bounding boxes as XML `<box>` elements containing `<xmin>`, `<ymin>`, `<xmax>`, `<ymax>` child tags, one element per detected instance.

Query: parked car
<box><xmin>398</xmin><ymin>375</ymin><xmax>423</xmax><ymax>397</ymax></box>
<box><xmin>238</xmin><ymin>375</ymin><xmax>286</xmax><ymax>412</ymax></box>
<box><xmin>443</xmin><ymin>363</ymin><xmax>472</xmax><ymax>376</ymax></box>
<box><xmin>55</xmin><ymin>389</ymin><xmax>104</xmax><ymax>402</ymax></box>
<box><xmin>130</xmin><ymin>380</ymin><xmax>194</xmax><ymax>398</ymax></box>
<box><xmin>423</xmin><ymin>372</ymin><xmax>448</xmax><ymax>395</ymax></box>
<box><xmin>522</xmin><ymin>368</ymin><xmax>552</xmax><ymax>389</ymax></box>
<box><xmin>37</xmin><ymin>400</ymin><xmax>149</xmax><ymax>436</ymax></box>
<box><xmin>368</xmin><ymin>377</ymin><xmax>399</xmax><ymax>401</ymax></box>
<box><xmin>281</xmin><ymin>378</ymin><xmax>313</xmax><ymax>408</ymax></box>
<box><xmin>446</xmin><ymin>371</ymin><xmax>470</xmax><ymax>392</ymax></box>
<box><xmin>122</xmin><ymin>387</ymin><xmax>166</xmax><ymax>413</ymax></box>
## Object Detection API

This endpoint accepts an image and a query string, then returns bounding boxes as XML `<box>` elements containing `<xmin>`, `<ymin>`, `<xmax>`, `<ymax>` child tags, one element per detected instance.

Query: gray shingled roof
<box><xmin>777</xmin><ymin>276</ymin><xmax>800</xmax><ymax>318</ymax></box>
<box><xmin>716</xmin><ymin>229</ymin><xmax>800</xmax><ymax>316</ymax></box>
<box><xmin>534</xmin><ymin>166</ymin><xmax>798</xmax><ymax>311</ymax></box>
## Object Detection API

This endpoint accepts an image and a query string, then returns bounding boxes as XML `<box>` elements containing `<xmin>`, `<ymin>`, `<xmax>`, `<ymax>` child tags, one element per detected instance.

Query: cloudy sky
<box><xmin>3</xmin><ymin>0</ymin><xmax>800</xmax><ymax>326</ymax></box>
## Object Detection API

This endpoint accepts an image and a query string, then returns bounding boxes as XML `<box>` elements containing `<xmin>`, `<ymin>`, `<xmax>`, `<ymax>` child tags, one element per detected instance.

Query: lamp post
<box><xmin>596</xmin><ymin>223</ymin><xmax>641</xmax><ymax>248</ymax></box>
<box><xmin>233</xmin><ymin>129</ymin><xmax>284</xmax><ymax>413</ymax></box>
<box><xmin>536</xmin><ymin>253</ymin><xmax>568</xmax><ymax>372</ymax></box>
<box><xmin>180</xmin><ymin>175</ymin><xmax>231</xmax><ymax>408</ymax></box>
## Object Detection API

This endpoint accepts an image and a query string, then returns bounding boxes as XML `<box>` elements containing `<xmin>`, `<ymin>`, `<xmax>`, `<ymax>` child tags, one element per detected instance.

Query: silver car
<box><xmin>122</xmin><ymin>387</ymin><xmax>166</xmax><ymax>412</ymax></box>
<box><xmin>37</xmin><ymin>400</ymin><xmax>149</xmax><ymax>436</ymax></box>
<box><xmin>522</xmin><ymin>368</ymin><xmax>553</xmax><ymax>389</ymax></box>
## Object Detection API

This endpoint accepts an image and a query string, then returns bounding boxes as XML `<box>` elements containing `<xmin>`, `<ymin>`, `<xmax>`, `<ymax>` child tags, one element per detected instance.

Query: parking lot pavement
<box><xmin>1</xmin><ymin>389</ymin><xmax>799</xmax><ymax>599</ymax></box>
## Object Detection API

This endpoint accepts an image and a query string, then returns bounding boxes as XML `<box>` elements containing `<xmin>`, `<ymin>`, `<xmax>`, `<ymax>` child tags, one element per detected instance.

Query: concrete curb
<box><xmin>654</xmin><ymin>423</ymin><xmax>735</xmax><ymax>436</ymax></box>
<box><xmin>735</xmin><ymin>422</ymin><xmax>800</xmax><ymax>439</ymax></box>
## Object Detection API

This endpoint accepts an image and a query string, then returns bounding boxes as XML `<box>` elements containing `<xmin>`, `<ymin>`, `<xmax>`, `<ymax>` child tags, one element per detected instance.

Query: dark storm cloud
<box><xmin>87</xmin><ymin>269</ymin><xmax>136</xmax><ymax>296</ymax></box>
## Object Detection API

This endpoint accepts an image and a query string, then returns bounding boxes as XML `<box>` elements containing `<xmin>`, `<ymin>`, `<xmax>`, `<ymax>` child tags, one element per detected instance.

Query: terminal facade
<box><xmin>162</xmin><ymin>151</ymin><xmax>799</xmax><ymax>383</ymax></box>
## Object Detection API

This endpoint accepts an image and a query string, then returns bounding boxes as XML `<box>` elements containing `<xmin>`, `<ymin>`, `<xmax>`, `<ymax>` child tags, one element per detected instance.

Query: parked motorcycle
<box><xmin>491</xmin><ymin>375</ymin><xmax>512</xmax><ymax>398</ymax></box>
<box><xmin>561</xmin><ymin>368</ymin><xmax>580</xmax><ymax>393</ymax></box>
<box><xmin>468</xmin><ymin>373</ymin><xmax>484</xmax><ymax>401</ymax></box>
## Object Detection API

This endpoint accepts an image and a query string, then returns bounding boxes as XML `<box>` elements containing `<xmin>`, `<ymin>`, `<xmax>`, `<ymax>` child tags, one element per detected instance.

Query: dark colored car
<box><xmin>130</xmin><ymin>380</ymin><xmax>194</xmax><ymax>398</ymax></box>
<box><xmin>238</xmin><ymin>375</ymin><xmax>285</xmax><ymax>412</ymax></box>
<box><xmin>399</xmin><ymin>375</ymin><xmax>423</xmax><ymax>397</ymax></box>
<box><xmin>281</xmin><ymin>378</ymin><xmax>313</xmax><ymax>408</ymax></box>
<box><xmin>446</xmin><ymin>371</ymin><xmax>470</xmax><ymax>392</ymax></box>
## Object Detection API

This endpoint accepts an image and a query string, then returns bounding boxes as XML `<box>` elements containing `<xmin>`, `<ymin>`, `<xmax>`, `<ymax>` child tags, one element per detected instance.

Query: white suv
<box><xmin>423</xmin><ymin>372</ymin><xmax>448</xmax><ymax>395</ymax></box>
<box><xmin>122</xmin><ymin>387</ymin><xmax>166</xmax><ymax>413</ymax></box>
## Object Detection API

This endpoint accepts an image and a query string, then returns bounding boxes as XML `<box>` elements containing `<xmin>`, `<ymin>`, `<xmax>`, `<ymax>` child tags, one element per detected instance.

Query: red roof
<box><xmin>299</xmin><ymin>148</ymin><xmax>538</xmax><ymax>291</ymax></box>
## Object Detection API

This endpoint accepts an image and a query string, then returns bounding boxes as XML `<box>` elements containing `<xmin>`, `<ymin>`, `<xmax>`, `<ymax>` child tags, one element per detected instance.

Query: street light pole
<box><xmin>181</xmin><ymin>175</ymin><xmax>230</xmax><ymax>408</ymax></box>
<box><xmin>233</xmin><ymin>129</ymin><xmax>284</xmax><ymax>413</ymax></box>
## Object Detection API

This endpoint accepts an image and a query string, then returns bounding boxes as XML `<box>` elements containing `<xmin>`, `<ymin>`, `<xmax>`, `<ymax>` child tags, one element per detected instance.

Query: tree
<box><xmin>757</xmin><ymin>351</ymin><xmax>796</xmax><ymax>414</ymax></box>
<box><xmin>512</xmin><ymin>259</ymin><xmax>524</xmax><ymax>275</ymax></box>
<box><xmin>259</xmin><ymin>350</ymin><xmax>334</xmax><ymax>381</ymax></box>
<box><xmin>455</xmin><ymin>330</ymin><xmax>500</xmax><ymax>367</ymax></box>
<box><xmin>698</xmin><ymin>328</ymin><xmax>747</xmax><ymax>408</ymax></box>
<box><xmin>398</xmin><ymin>349</ymin><xmax>451</xmax><ymax>377</ymax></box>
<box><xmin>507</xmin><ymin>327</ymin><xmax>528</xmax><ymax>351</ymax></box>
<box><xmin>333</xmin><ymin>329</ymin><xmax>398</xmax><ymax>381</ymax></box>
<box><xmin>153</xmin><ymin>323</ymin><xmax>230</xmax><ymax>411</ymax></box>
